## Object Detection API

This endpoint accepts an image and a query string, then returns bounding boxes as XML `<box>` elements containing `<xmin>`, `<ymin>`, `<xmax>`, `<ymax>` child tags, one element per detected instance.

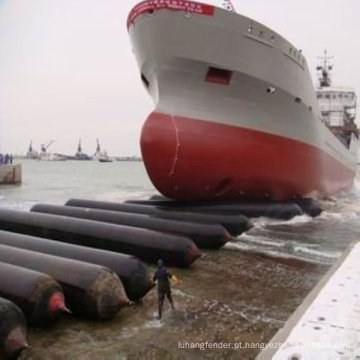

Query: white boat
<box><xmin>98</xmin><ymin>151</ymin><xmax>113</xmax><ymax>163</ymax></box>
<box><xmin>93</xmin><ymin>139</ymin><xmax>113</xmax><ymax>162</ymax></box>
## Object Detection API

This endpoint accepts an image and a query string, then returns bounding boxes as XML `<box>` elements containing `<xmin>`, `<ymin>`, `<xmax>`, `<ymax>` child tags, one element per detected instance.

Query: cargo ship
<box><xmin>127</xmin><ymin>0</ymin><xmax>358</xmax><ymax>201</ymax></box>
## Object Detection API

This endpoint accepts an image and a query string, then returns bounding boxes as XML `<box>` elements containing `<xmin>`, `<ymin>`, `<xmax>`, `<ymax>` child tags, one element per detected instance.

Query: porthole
<box><xmin>248</xmin><ymin>23</ymin><xmax>253</xmax><ymax>33</ymax></box>
<box><xmin>266</xmin><ymin>86</ymin><xmax>276</xmax><ymax>94</ymax></box>
<box><xmin>270</xmin><ymin>35</ymin><xmax>275</xmax><ymax>43</ymax></box>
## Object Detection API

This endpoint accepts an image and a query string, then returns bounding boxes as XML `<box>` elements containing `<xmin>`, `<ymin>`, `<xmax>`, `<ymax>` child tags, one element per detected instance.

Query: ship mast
<box><xmin>40</xmin><ymin>140</ymin><xmax>54</xmax><ymax>154</ymax></box>
<box><xmin>28</xmin><ymin>141</ymin><xmax>33</xmax><ymax>154</ymax></box>
<box><xmin>95</xmin><ymin>138</ymin><xmax>101</xmax><ymax>157</ymax></box>
<box><xmin>77</xmin><ymin>138</ymin><xmax>82</xmax><ymax>153</ymax></box>
<box><xmin>222</xmin><ymin>0</ymin><xmax>236</xmax><ymax>12</ymax></box>
<box><xmin>316</xmin><ymin>50</ymin><xmax>333</xmax><ymax>88</ymax></box>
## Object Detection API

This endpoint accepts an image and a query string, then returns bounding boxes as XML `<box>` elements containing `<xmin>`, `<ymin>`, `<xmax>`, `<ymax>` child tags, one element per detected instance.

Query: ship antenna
<box><xmin>222</xmin><ymin>0</ymin><xmax>236</xmax><ymax>12</ymax></box>
<box><xmin>316</xmin><ymin>49</ymin><xmax>333</xmax><ymax>88</ymax></box>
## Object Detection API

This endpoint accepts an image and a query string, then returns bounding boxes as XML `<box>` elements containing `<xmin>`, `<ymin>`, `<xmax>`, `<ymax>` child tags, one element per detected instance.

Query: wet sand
<box><xmin>20</xmin><ymin>247</ymin><xmax>329</xmax><ymax>359</ymax></box>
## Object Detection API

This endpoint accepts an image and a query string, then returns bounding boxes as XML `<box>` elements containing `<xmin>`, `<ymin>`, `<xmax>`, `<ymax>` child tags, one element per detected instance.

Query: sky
<box><xmin>0</xmin><ymin>0</ymin><xmax>359</xmax><ymax>155</ymax></box>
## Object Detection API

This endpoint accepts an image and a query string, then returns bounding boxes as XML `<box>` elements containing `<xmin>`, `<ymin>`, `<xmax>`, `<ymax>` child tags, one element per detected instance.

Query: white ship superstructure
<box><xmin>316</xmin><ymin>52</ymin><xmax>358</xmax><ymax>149</ymax></box>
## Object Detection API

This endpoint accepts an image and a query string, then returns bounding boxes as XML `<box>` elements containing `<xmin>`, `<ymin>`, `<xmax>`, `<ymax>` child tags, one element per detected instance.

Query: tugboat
<box><xmin>98</xmin><ymin>150</ymin><xmax>113</xmax><ymax>163</ymax></box>
<box><xmin>93</xmin><ymin>139</ymin><xmax>113</xmax><ymax>162</ymax></box>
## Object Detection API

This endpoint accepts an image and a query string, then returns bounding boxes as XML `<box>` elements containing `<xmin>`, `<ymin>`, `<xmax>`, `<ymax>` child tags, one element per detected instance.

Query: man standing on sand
<box><xmin>153</xmin><ymin>259</ymin><xmax>175</xmax><ymax>320</ymax></box>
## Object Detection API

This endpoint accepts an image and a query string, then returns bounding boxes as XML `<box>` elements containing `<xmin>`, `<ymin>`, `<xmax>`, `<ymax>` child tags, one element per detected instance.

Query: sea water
<box><xmin>2</xmin><ymin>159</ymin><xmax>357</xmax><ymax>266</ymax></box>
<box><xmin>0</xmin><ymin>159</ymin><xmax>155</xmax><ymax>209</ymax></box>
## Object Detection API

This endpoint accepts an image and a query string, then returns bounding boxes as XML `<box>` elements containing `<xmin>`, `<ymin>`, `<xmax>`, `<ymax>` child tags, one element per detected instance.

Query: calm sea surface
<box><xmin>0</xmin><ymin>159</ymin><xmax>155</xmax><ymax>209</ymax></box>
<box><xmin>1</xmin><ymin>159</ymin><xmax>359</xmax><ymax>359</ymax></box>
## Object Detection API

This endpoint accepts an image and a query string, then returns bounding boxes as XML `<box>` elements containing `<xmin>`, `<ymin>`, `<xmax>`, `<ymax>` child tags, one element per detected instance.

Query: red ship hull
<box><xmin>141</xmin><ymin>112</ymin><xmax>355</xmax><ymax>201</ymax></box>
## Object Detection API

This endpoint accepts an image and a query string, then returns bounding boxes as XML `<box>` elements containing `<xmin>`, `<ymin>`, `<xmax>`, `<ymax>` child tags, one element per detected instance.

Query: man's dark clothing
<box><xmin>153</xmin><ymin>264</ymin><xmax>174</xmax><ymax>319</ymax></box>
<box><xmin>153</xmin><ymin>267</ymin><xmax>172</xmax><ymax>292</ymax></box>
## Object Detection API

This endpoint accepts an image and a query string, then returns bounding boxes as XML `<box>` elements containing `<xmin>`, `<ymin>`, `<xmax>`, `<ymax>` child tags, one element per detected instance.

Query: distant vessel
<box><xmin>39</xmin><ymin>140</ymin><xmax>67</xmax><ymax>161</ymax></box>
<box><xmin>98</xmin><ymin>151</ymin><xmax>113</xmax><ymax>163</ymax></box>
<box><xmin>115</xmin><ymin>156</ymin><xmax>142</xmax><ymax>162</ymax></box>
<box><xmin>70</xmin><ymin>139</ymin><xmax>92</xmax><ymax>161</ymax></box>
<box><xmin>128</xmin><ymin>0</ymin><xmax>358</xmax><ymax>201</ymax></box>
<box><xmin>93</xmin><ymin>139</ymin><xmax>113</xmax><ymax>162</ymax></box>
<box><xmin>25</xmin><ymin>140</ymin><xmax>66</xmax><ymax>161</ymax></box>
<box><xmin>40</xmin><ymin>153</ymin><xmax>67</xmax><ymax>161</ymax></box>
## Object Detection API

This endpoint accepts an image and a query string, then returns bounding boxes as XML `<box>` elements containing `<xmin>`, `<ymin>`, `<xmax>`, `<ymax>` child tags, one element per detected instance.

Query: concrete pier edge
<box><xmin>0</xmin><ymin>164</ymin><xmax>22</xmax><ymax>184</ymax></box>
<box><xmin>256</xmin><ymin>241</ymin><xmax>359</xmax><ymax>359</ymax></box>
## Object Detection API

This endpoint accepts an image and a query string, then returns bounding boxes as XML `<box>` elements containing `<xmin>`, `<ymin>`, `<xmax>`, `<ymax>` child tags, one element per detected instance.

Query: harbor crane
<box><xmin>40</xmin><ymin>140</ymin><xmax>55</xmax><ymax>154</ymax></box>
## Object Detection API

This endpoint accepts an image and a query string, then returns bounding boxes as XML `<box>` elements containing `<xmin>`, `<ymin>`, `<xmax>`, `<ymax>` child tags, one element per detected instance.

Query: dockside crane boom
<box><xmin>40</xmin><ymin>140</ymin><xmax>55</xmax><ymax>154</ymax></box>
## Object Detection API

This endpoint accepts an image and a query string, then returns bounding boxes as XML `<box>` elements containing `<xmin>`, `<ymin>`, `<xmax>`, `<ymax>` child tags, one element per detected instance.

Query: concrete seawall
<box><xmin>0</xmin><ymin>164</ymin><xmax>22</xmax><ymax>184</ymax></box>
